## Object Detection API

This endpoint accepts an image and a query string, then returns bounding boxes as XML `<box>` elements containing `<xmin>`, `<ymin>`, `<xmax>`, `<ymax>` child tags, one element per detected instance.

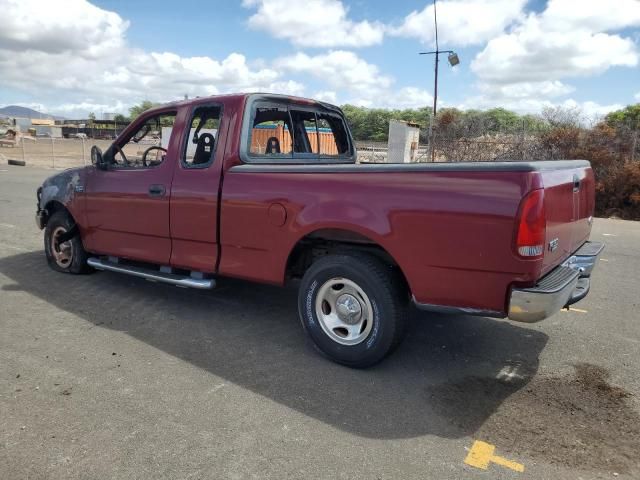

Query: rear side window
<box><xmin>249</xmin><ymin>106</ymin><xmax>293</xmax><ymax>156</ymax></box>
<box><xmin>182</xmin><ymin>105</ymin><xmax>222</xmax><ymax>168</ymax></box>
<box><xmin>317</xmin><ymin>113</ymin><xmax>350</xmax><ymax>156</ymax></box>
<box><xmin>246</xmin><ymin>102</ymin><xmax>352</xmax><ymax>162</ymax></box>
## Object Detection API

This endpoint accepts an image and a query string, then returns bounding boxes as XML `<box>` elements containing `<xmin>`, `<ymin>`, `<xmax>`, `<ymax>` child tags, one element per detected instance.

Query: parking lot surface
<box><xmin>1</xmin><ymin>165</ymin><xmax>639</xmax><ymax>479</ymax></box>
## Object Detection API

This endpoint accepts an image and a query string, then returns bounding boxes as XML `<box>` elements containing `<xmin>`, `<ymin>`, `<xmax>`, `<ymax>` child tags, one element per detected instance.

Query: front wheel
<box><xmin>298</xmin><ymin>253</ymin><xmax>408</xmax><ymax>368</ymax></box>
<box><xmin>44</xmin><ymin>210</ymin><xmax>91</xmax><ymax>274</ymax></box>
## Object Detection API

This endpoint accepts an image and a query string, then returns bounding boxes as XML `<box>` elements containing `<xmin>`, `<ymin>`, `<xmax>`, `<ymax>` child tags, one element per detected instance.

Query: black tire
<box><xmin>44</xmin><ymin>210</ymin><xmax>91</xmax><ymax>274</ymax></box>
<box><xmin>298</xmin><ymin>252</ymin><xmax>408</xmax><ymax>368</ymax></box>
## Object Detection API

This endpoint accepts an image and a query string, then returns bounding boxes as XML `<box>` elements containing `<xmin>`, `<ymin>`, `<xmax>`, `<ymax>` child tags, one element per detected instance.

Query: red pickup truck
<box><xmin>36</xmin><ymin>93</ymin><xmax>603</xmax><ymax>367</ymax></box>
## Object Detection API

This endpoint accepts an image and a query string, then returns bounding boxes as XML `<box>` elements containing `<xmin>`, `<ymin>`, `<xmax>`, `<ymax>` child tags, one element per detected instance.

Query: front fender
<box><xmin>37</xmin><ymin>167</ymin><xmax>86</xmax><ymax>228</ymax></box>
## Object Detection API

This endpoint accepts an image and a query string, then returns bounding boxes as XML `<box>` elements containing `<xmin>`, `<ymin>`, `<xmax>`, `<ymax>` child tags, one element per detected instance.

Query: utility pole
<box><xmin>433</xmin><ymin>0</ymin><xmax>439</xmax><ymax>133</ymax></box>
<box><xmin>419</xmin><ymin>0</ymin><xmax>459</xmax><ymax>162</ymax></box>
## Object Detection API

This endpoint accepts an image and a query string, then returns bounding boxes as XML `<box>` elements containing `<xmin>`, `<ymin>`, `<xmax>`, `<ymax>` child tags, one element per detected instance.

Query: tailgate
<box><xmin>540</xmin><ymin>162</ymin><xmax>594</xmax><ymax>275</ymax></box>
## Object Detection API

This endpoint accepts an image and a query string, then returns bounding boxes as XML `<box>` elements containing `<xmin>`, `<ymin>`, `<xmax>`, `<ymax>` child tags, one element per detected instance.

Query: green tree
<box><xmin>484</xmin><ymin>108</ymin><xmax>522</xmax><ymax>131</ymax></box>
<box><xmin>113</xmin><ymin>113</ymin><xmax>129</xmax><ymax>124</ymax></box>
<box><xmin>129</xmin><ymin>101</ymin><xmax>159</xmax><ymax>120</ymax></box>
<box><xmin>605</xmin><ymin>104</ymin><xmax>640</xmax><ymax>130</ymax></box>
<box><xmin>88</xmin><ymin>112</ymin><xmax>96</xmax><ymax>121</ymax></box>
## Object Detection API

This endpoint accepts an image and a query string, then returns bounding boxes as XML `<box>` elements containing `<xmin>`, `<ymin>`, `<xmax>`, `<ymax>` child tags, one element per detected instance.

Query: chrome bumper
<box><xmin>508</xmin><ymin>241</ymin><xmax>604</xmax><ymax>323</ymax></box>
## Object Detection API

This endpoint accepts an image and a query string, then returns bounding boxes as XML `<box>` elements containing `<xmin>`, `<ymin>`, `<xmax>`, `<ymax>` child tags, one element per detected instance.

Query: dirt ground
<box><xmin>1</xmin><ymin>166</ymin><xmax>639</xmax><ymax>479</ymax></box>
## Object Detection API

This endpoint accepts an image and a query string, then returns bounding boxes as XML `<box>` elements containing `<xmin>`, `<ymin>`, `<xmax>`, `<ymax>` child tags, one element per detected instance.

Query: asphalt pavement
<box><xmin>1</xmin><ymin>164</ymin><xmax>639</xmax><ymax>480</ymax></box>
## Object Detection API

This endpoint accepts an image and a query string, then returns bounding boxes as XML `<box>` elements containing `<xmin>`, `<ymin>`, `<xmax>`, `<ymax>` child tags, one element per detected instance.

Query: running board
<box><xmin>87</xmin><ymin>257</ymin><xmax>215</xmax><ymax>289</ymax></box>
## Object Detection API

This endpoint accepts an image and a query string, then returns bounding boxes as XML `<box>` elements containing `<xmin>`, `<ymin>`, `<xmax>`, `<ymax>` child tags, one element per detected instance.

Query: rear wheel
<box><xmin>298</xmin><ymin>253</ymin><xmax>408</xmax><ymax>368</ymax></box>
<box><xmin>44</xmin><ymin>210</ymin><xmax>90</xmax><ymax>274</ymax></box>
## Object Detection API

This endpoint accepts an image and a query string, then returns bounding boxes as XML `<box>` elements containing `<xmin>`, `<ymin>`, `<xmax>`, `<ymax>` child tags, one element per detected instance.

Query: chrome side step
<box><xmin>87</xmin><ymin>257</ymin><xmax>215</xmax><ymax>289</ymax></box>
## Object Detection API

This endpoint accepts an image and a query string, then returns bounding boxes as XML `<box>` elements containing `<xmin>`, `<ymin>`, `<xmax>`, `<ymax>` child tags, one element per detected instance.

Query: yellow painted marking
<box><xmin>560</xmin><ymin>307</ymin><xmax>588</xmax><ymax>313</ymax></box>
<box><xmin>465</xmin><ymin>440</ymin><xmax>524</xmax><ymax>473</ymax></box>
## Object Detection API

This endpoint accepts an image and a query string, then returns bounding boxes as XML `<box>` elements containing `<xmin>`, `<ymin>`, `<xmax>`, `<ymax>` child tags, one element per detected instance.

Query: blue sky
<box><xmin>1</xmin><ymin>0</ymin><xmax>639</xmax><ymax>118</ymax></box>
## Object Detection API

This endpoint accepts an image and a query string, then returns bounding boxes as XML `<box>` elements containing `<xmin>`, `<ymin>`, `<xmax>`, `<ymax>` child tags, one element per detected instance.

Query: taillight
<box><xmin>515</xmin><ymin>189</ymin><xmax>546</xmax><ymax>258</ymax></box>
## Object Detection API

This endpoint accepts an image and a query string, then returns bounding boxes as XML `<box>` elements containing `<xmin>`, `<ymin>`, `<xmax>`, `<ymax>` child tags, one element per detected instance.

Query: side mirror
<box><xmin>91</xmin><ymin>145</ymin><xmax>107</xmax><ymax>170</ymax></box>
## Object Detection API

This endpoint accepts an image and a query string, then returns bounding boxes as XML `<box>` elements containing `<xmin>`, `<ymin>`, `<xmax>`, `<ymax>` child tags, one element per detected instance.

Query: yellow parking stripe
<box><xmin>465</xmin><ymin>440</ymin><xmax>524</xmax><ymax>472</ymax></box>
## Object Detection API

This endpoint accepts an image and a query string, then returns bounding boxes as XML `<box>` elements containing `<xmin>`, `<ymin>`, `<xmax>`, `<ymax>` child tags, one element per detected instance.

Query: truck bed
<box><xmin>221</xmin><ymin>160</ymin><xmax>593</xmax><ymax>316</ymax></box>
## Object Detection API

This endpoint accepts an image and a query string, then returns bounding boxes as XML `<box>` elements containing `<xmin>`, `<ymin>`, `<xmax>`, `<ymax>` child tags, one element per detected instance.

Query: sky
<box><xmin>0</xmin><ymin>0</ymin><xmax>639</xmax><ymax>119</ymax></box>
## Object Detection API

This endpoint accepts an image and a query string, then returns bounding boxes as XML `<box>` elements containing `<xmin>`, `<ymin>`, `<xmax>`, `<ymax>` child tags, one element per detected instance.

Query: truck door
<box><xmin>169</xmin><ymin>103</ymin><xmax>226</xmax><ymax>272</ymax></box>
<box><xmin>84</xmin><ymin>109</ymin><xmax>180</xmax><ymax>265</ymax></box>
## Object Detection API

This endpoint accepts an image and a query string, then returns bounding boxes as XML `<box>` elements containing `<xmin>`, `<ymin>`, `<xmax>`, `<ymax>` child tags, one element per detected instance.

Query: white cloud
<box><xmin>479</xmin><ymin>80</ymin><xmax>575</xmax><ymax>100</ymax></box>
<box><xmin>313</xmin><ymin>91</ymin><xmax>339</xmax><ymax>104</ymax></box>
<box><xmin>542</xmin><ymin>0</ymin><xmax>640</xmax><ymax>32</ymax></box>
<box><xmin>472</xmin><ymin>0</ymin><xmax>640</xmax><ymax>84</ymax></box>
<box><xmin>275</xmin><ymin>50</ymin><xmax>432</xmax><ymax>108</ymax></box>
<box><xmin>635</xmin><ymin>92</ymin><xmax>640</xmax><ymax>101</ymax></box>
<box><xmin>560</xmin><ymin>99</ymin><xmax>623</xmax><ymax>119</ymax></box>
<box><xmin>1</xmin><ymin>0</ymin><xmax>633</xmax><ymax>118</ymax></box>
<box><xmin>0</xmin><ymin>0</ymin><xmax>127</xmax><ymax>57</ymax></box>
<box><xmin>0</xmin><ymin>1</ymin><xmax>431</xmax><ymax>116</ymax></box>
<box><xmin>0</xmin><ymin>0</ymin><xmax>304</xmax><ymax>116</ymax></box>
<box><xmin>276</xmin><ymin>50</ymin><xmax>392</xmax><ymax>93</ymax></box>
<box><xmin>392</xmin><ymin>0</ymin><xmax>526</xmax><ymax>46</ymax></box>
<box><xmin>242</xmin><ymin>0</ymin><xmax>384</xmax><ymax>48</ymax></box>
<box><xmin>465</xmin><ymin>0</ymin><xmax>640</xmax><ymax>117</ymax></box>
<box><xmin>350</xmin><ymin>87</ymin><xmax>433</xmax><ymax>109</ymax></box>
<box><xmin>460</xmin><ymin>93</ymin><xmax>622</xmax><ymax>120</ymax></box>
<box><xmin>472</xmin><ymin>21</ymin><xmax>638</xmax><ymax>84</ymax></box>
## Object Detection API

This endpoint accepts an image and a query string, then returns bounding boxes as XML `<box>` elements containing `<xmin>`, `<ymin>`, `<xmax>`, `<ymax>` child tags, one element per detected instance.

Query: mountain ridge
<box><xmin>0</xmin><ymin>105</ymin><xmax>64</xmax><ymax>120</ymax></box>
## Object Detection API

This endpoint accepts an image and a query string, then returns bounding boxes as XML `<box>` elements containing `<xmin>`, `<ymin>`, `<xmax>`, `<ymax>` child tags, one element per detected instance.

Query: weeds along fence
<box><xmin>357</xmin><ymin>121</ymin><xmax>640</xmax><ymax>219</ymax></box>
<box><xmin>355</xmin><ymin>136</ymin><xmax>552</xmax><ymax>163</ymax></box>
<box><xmin>356</xmin><ymin>124</ymin><xmax>639</xmax><ymax>164</ymax></box>
<box><xmin>2</xmin><ymin>128</ymin><xmax>637</xmax><ymax>169</ymax></box>
<box><xmin>2</xmin><ymin>122</ymin><xmax>638</xmax><ymax>218</ymax></box>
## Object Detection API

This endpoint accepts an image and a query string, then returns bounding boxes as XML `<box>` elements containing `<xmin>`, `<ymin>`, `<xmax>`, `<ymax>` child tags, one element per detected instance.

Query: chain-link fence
<box><xmin>0</xmin><ymin>137</ymin><xmax>113</xmax><ymax>169</ymax></box>
<box><xmin>2</xmin><ymin>125</ymin><xmax>638</xmax><ymax>168</ymax></box>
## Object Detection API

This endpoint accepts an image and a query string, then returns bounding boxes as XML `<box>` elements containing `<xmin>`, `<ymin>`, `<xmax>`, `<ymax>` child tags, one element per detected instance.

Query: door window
<box><xmin>111</xmin><ymin>112</ymin><xmax>177</xmax><ymax>169</ymax></box>
<box><xmin>183</xmin><ymin>105</ymin><xmax>222</xmax><ymax>168</ymax></box>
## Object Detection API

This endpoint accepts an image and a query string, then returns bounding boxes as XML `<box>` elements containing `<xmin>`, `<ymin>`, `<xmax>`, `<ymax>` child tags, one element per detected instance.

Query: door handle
<box><xmin>148</xmin><ymin>184</ymin><xmax>166</xmax><ymax>197</ymax></box>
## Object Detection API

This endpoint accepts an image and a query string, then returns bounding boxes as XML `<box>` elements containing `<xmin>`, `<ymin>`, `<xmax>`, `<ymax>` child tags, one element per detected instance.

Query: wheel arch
<box><xmin>285</xmin><ymin>227</ymin><xmax>411</xmax><ymax>295</ymax></box>
<box><xmin>41</xmin><ymin>200</ymin><xmax>74</xmax><ymax>227</ymax></box>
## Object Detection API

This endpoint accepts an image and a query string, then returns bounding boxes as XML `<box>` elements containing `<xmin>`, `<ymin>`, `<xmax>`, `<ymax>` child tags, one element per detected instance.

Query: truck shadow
<box><xmin>0</xmin><ymin>251</ymin><xmax>548</xmax><ymax>440</ymax></box>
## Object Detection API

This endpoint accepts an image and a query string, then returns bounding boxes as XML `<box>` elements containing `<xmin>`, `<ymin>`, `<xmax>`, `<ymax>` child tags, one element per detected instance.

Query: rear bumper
<box><xmin>508</xmin><ymin>241</ymin><xmax>604</xmax><ymax>323</ymax></box>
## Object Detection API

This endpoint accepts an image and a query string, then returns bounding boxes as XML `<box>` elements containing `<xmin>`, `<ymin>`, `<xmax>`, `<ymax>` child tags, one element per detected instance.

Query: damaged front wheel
<box><xmin>44</xmin><ymin>210</ymin><xmax>91</xmax><ymax>274</ymax></box>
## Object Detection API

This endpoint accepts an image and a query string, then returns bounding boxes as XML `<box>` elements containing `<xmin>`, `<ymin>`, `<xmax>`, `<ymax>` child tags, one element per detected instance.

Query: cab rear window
<box><xmin>246</xmin><ymin>102</ymin><xmax>352</xmax><ymax>162</ymax></box>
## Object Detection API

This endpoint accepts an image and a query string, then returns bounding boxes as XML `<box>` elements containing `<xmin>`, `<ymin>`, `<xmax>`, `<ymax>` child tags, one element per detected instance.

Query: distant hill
<box><xmin>0</xmin><ymin>105</ymin><xmax>64</xmax><ymax>120</ymax></box>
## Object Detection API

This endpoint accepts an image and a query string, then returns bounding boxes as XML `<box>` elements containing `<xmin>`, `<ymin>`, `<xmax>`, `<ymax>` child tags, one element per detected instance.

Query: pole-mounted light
<box><xmin>419</xmin><ymin>0</ymin><xmax>460</xmax><ymax>161</ymax></box>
